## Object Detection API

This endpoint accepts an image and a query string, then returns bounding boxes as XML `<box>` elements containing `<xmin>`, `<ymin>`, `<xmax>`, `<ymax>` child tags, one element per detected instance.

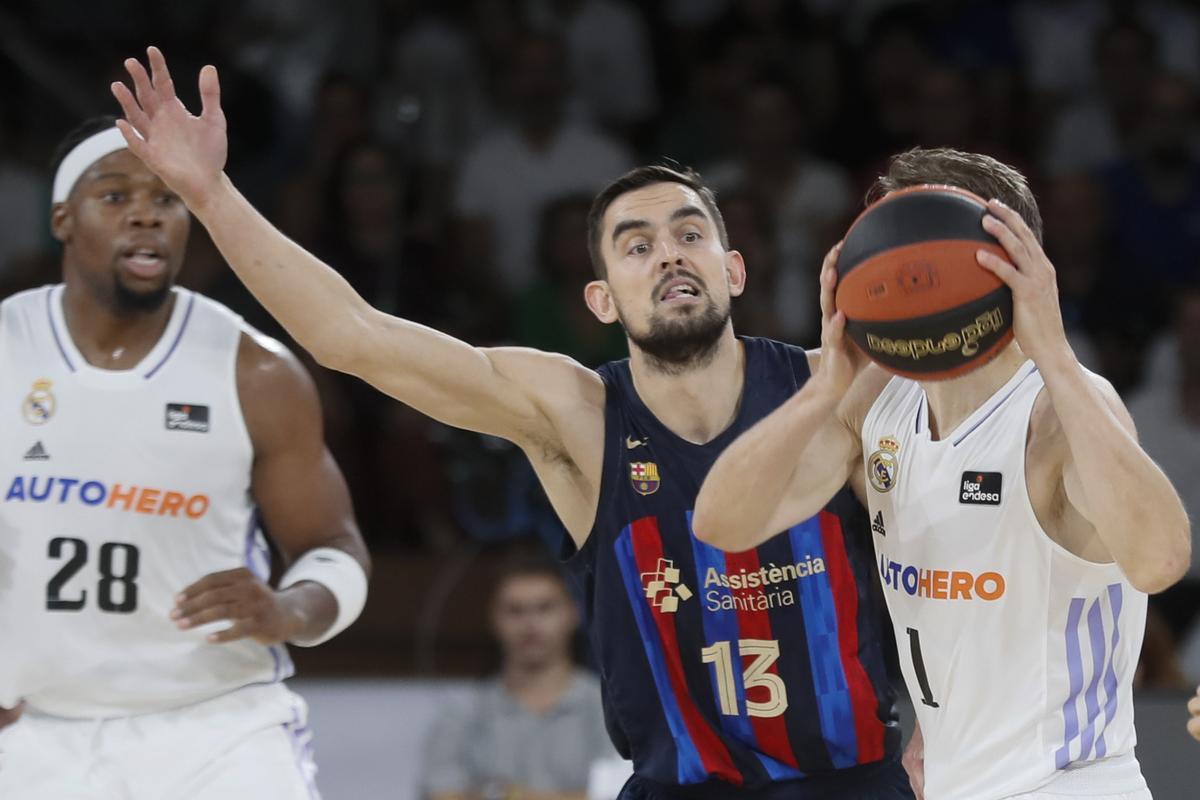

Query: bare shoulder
<box><xmin>1030</xmin><ymin>365</ymin><xmax>1134</xmax><ymax>448</ymax></box>
<box><xmin>236</xmin><ymin>329</ymin><xmax>321</xmax><ymax>451</ymax></box>
<box><xmin>843</xmin><ymin>363</ymin><xmax>894</xmax><ymax>435</ymax></box>
<box><xmin>481</xmin><ymin>346</ymin><xmax>606</xmax><ymax>426</ymax></box>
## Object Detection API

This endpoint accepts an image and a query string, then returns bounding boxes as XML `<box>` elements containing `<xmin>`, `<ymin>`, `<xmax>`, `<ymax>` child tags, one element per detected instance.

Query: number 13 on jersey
<box><xmin>701</xmin><ymin>639</ymin><xmax>788</xmax><ymax>718</ymax></box>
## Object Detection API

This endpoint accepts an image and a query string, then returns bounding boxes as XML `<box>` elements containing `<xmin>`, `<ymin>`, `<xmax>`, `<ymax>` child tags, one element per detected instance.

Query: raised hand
<box><xmin>171</xmin><ymin>568</ymin><xmax>302</xmax><ymax>645</ymax></box>
<box><xmin>975</xmin><ymin>199</ymin><xmax>1071</xmax><ymax>367</ymax></box>
<box><xmin>110</xmin><ymin>46</ymin><xmax>227</xmax><ymax>207</ymax></box>
<box><xmin>814</xmin><ymin>242</ymin><xmax>867</xmax><ymax>394</ymax></box>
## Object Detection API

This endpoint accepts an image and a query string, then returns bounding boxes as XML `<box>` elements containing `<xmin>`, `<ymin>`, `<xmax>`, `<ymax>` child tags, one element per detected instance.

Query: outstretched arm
<box><xmin>693</xmin><ymin>246</ymin><xmax>878</xmax><ymax>551</ymax></box>
<box><xmin>979</xmin><ymin>200</ymin><xmax>1191</xmax><ymax>593</ymax></box>
<box><xmin>110</xmin><ymin>48</ymin><xmax>596</xmax><ymax>448</ymax></box>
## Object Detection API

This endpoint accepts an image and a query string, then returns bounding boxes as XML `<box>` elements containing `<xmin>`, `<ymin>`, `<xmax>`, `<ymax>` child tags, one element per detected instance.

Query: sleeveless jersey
<box><xmin>861</xmin><ymin>361</ymin><xmax>1148</xmax><ymax>800</ymax></box>
<box><xmin>0</xmin><ymin>285</ymin><xmax>293</xmax><ymax>717</ymax></box>
<box><xmin>566</xmin><ymin>337</ymin><xmax>901</xmax><ymax>793</ymax></box>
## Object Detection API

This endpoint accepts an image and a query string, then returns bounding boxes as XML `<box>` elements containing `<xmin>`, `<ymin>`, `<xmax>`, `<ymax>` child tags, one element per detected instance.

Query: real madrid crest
<box><xmin>23</xmin><ymin>378</ymin><xmax>56</xmax><ymax>425</ymax></box>
<box><xmin>630</xmin><ymin>462</ymin><xmax>661</xmax><ymax>496</ymax></box>
<box><xmin>868</xmin><ymin>436</ymin><xmax>899</xmax><ymax>493</ymax></box>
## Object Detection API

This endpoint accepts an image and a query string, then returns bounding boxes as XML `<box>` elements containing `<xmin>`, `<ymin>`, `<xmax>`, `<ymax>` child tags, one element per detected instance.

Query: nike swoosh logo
<box><xmin>626</xmin><ymin>436</ymin><xmax>648</xmax><ymax>449</ymax></box>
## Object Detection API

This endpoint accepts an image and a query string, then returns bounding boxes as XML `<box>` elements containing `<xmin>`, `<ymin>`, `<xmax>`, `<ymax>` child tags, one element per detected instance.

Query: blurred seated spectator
<box><xmin>1095</xmin><ymin>73</ymin><xmax>1200</xmax><ymax>323</ymax></box>
<box><xmin>0</xmin><ymin>108</ymin><xmax>44</xmax><ymax>280</ymax></box>
<box><xmin>453</xmin><ymin>32</ymin><xmax>632</xmax><ymax>296</ymax></box>
<box><xmin>1043</xmin><ymin>15</ymin><xmax>1159</xmax><ymax>176</ymax></box>
<box><xmin>1128</xmin><ymin>285</ymin><xmax>1200</xmax><ymax>673</ymax></box>
<box><xmin>529</xmin><ymin>0</ymin><xmax>658</xmax><ymax>134</ymax></box>
<box><xmin>420</xmin><ymin>551</ymin><xmax>616</xmax><ymax>800</ymax></box>
<box><xmin>705</xmin><ymin>81</ymin><xmax>854</xmax><ymax>342</ymax></box>
<box><xmin>515</xmin><ymin>194</ymin><xmax>626</xmax><ymax>366</ymax></box>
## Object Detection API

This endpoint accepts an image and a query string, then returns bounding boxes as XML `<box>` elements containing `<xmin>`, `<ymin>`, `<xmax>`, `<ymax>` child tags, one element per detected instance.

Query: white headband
<box><xmin>51</xmin><ymin>127</ymin><xmax>128</xmax><ymax>203</ymax></box>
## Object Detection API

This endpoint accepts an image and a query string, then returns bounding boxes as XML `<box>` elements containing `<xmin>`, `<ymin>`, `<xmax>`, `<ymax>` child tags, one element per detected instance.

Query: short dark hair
<box><xmin>587</xmin><ymin>164</ymin><xmax>729</xmax><ymax>278</ymax></box>
<box><xmin>50</xmin><ymin>115</ymin><xmax>119</xmax><ymax>177</ymax></box>
<box><xmin>493</xmin><ymin>546</ymin><xmax>571</xmax><ymax>598</ymax></box>
<box><xmin>868</xmin><ymin>147</ymin><xmax>1044</xmax><ymax>243</ymax></box>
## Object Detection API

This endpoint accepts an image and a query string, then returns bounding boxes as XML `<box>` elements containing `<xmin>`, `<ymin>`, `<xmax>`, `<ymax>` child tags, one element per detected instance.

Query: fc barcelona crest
<box><xmin>630</xmin><ymin>462</ymin><xmax>661</xmax><ymax>496</ymax></box>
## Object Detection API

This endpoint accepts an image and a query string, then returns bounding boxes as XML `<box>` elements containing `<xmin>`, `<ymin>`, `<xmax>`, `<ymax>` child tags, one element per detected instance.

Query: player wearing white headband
<box><xmin>0</xmin><ymin>116</ymin><xmax>370</xmax><ymax>800</ymax></box>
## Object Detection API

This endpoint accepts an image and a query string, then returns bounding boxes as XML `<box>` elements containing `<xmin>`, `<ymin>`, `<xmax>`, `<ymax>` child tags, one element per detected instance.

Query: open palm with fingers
<box><xmin>110</xmin><ymin>46</ymin><xmax>227</xmax><ymax>206</ymax></box>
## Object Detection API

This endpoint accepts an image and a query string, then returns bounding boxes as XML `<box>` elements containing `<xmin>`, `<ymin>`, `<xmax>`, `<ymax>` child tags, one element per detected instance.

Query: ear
<box><xmin>50</xmin><ymin>203</ymin><xmax>72</xmax><ymax>244</ymax></box>
<box><xmin>725</xmin><ymin>249</ymin><xmax>747</xmax><ymax>298</ymax></box>
<box><xmin>584</xmin><ymin>279</ymin><xmax>620</xmax><ymax>324</ymax></box>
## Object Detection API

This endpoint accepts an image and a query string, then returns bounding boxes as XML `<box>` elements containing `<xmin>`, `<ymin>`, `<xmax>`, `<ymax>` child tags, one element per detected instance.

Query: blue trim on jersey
<box><xmin>45</xmin><ymin>289</ymin><xmax>76</xmax><ymax>372</ymax></box>
<box><xmin>1056</xmin><ymin>597</ymin><xmax>1086</xmax><ymax>768</ymax></box>
<box><xmin>143</xmin><ymin>293</ymin><xmax>196</xmax><ymax>379</ymax></box>
<box><xmin>615</xmin><ymin>526</ymin><xmax>707</xmax><ymax>784</ymax></box>
<box><xmin>787</xmin><ymin>517</ymin><xmax>859</xmax><ymax>768</ymax></box>
<box><xmin>951</xmin><ymin>363</ymin><xmax>1038</xmax><ymax>445</ymax></box>
<box><xmin>1095</xmin><ymin>583</ymin><xmax>1124</xmax><ymax>759</ymax></box>
<box><xmin>685</xmin><ymin>512</ymin><xmax>804</xmax><ymax>782</ymax></box>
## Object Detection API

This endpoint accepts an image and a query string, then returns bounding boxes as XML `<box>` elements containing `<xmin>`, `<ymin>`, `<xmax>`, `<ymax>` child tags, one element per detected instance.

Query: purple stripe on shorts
<box><xmin>1076</xmin><ymin>599</ymin><xmax>1108</xmax><ymax>760</ymax></box>
<box><xmin>283</xmin><ymin>708</ymin><xmax>321</xmax><ymax>800</ymax></box>
<box><xmin>1095</xmin><ymin>583</ymin><xmax>1125</xmax><ymax>758</ymax></box>
<box><xmin>1055</xmin><ymin>597</ymin><xmax>1086</xmax><ymax>769</ymax></box>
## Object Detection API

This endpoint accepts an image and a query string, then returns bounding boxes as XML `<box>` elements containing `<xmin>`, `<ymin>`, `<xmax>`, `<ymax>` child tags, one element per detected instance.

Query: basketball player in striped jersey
<box><xmin>695</xmin><ymin>148</ymin><xmax>1192</xmax><ymax>799</ymax></box>
<box><xmin>0</xmin><ymin>116</ymin><xmax>370</xmax><ymax>799</ymax></box>
<box><xmin>112</xmin><ymin>48</ymin><xmax>914</xmax><ymax>797</ymax></box>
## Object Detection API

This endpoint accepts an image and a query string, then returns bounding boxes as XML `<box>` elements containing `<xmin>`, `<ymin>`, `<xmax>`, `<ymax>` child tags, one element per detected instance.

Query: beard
<box><xmin>622</xmin><ymin>298</ymin><xmax>730</xmax><ymax>374</ymax></box>
<box><xmin>114</xmin><ymin>277</ymin><xmax>172</xmax><ymax>313</ymax></box>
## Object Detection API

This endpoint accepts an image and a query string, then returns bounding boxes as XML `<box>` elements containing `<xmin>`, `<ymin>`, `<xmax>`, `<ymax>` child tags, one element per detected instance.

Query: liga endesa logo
<box><xmin>878</xmin><ymin>553</ymin><xmax>1006</xmax><ymax>601</ymax></box>
<box><xmin>3</xmin><ymin>475</ymin><xmax>210</xmax><ymax>519</ymax></box>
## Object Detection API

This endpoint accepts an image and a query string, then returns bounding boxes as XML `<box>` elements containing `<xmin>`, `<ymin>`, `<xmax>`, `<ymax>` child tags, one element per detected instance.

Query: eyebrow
<box><xmin>609</xmin><ymin>204</ymin><xmax>709</xmax><ymax>246</ymax></box>
<box><xmin>87</xmin><ymin>172</ymin><xmax>130</xmax><ymax>183</ymax></box>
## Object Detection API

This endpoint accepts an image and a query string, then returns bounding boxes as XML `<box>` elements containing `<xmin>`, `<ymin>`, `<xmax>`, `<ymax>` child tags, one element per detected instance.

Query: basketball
<box><xmin>834</xmin><ymin>185</ymin><xmax>1014</xmax><ymax>380</ymax></box>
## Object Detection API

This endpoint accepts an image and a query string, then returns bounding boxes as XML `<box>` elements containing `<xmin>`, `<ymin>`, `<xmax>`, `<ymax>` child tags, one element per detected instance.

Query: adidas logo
<box><xmin>871</xmin><ymin>510</ymin><xmax>886</xmax><ymax>536</ymax></box>
<box><xmin>23</xmin><ymin>442</ymin><xmax>49</xmax><ymax>461</ymax></box>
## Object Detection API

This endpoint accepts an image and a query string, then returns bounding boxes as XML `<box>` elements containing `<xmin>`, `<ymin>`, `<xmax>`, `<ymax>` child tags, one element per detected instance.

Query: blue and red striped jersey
<box><xmin>564</xmin><ymin>338</ymin><xmax>901</xmax><ymax>792</ymax></box>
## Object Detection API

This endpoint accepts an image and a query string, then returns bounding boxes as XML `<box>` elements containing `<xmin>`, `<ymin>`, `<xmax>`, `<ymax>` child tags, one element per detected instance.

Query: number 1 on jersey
<box><xmin>906</xmin><ymin>627</ymin><xmax>940</xmax><ymax>708</ymax></box>
<box><xmin>700</xmin><ymin>638</ymin><xmax>788</xmax><ymax>718</ymax></box>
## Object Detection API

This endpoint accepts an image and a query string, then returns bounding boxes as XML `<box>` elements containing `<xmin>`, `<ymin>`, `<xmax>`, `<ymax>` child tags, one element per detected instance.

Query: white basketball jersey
<box><xmin>0</xmin><ymin>285</ymin><xmax>293</xmax><ymax>717</ymax></box>
<box><xmin>861</xmin><ymin>361</ymin><xmax>1148</xmax><ymax>800</ymax></box>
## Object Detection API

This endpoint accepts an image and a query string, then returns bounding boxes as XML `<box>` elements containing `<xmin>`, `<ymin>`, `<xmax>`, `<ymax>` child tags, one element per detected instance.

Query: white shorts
<box><xmin>1008</xmin><ymin>753</ymin><xmax>1151</xmax><ymax>799</ymax></box>
<box><xmin>0</xmin><ymin>683</ymin><xmax>318</xmax><ymax>800</ymax></box>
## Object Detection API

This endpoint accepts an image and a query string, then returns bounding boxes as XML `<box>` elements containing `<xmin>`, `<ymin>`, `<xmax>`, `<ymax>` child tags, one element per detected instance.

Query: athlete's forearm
<box><xmin>694</xmin><ymin>375</ymin><xmax>843</xmax><ymax>551</ymax></box>
<box><xmin>275</xmin><ymin>581</ymin><xmax>339</xmax><ymax>644</ymax></box>
<box><xmin>188</xmin><ymin>174</ymin><xmax>386</xmax><ymax>369</ymax></box>
<box><xmin>1040</xmin><ymin>349</ymin><xmax>1190</xmax><ymax>592</ymax></box>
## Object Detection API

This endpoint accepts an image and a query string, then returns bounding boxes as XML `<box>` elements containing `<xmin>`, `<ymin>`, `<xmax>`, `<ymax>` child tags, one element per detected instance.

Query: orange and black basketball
<box><xmin>834</xmin><ymin>185</ymin><xmax>1014</xmax><ymax>380</ymax></box>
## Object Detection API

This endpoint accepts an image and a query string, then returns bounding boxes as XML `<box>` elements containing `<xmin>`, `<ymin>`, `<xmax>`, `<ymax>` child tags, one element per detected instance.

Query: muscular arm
<box><xmin>1044</xmin><ymin>359</ymin><xmax>1191</xmax><ymax>593</ymax></box>
<box><xmin>111</xmin><ymin>49</ymin><xmax>599</xmax><ymax>450</ymax></box>
<box><xmin>172</xmin><ymin>334</ymin><xmax>370</xmax><ymax>644</ymax></box>
<box><xmin>239</xmin><ymin>333</ymin><xmax>369</xmax><ymax>643</ymax></box>
<box><xmin>693</xmin><ymin>357</ymin><xmax>880</xmax><ymax>551</ymax></box>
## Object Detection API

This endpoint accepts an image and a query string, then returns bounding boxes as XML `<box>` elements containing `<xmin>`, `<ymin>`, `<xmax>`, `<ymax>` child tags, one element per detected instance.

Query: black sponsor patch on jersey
<box><xmin>871</xmin><ymin>510</ymin><xmax>887</xmax><ymax>536</ymax></box>
<box><xmin>959</xmin><ymin>471</ymin><xmax>1002</xmax><ymax>505</ymax></box>
<box><xmin>165</xmin><ymin>403</ymin><xmax>210</xmax><ymax>433</ymax></box>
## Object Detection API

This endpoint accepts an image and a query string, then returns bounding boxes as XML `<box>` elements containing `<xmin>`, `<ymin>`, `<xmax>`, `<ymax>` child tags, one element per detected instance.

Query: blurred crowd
<box><xmin>3</xmin><ymin>0</ymin><xmax>1200</xmax><ymax>683</ymax></box>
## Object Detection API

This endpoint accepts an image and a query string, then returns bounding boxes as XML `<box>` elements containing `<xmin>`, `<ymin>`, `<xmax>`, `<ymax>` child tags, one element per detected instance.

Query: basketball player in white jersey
<box><xmin>0</xmin><ymin>116</ymin><xmax>370</xmax><ymax>799</ymax></box>
<box><xmin>694</xmin><ymin>148</ymin><xmax>1192</xmax><ymax>800</ymax></box>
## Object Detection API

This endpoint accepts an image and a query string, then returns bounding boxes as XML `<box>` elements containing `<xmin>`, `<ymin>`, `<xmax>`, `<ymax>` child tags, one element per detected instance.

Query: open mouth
<box><xmin>119</xmin><ymin>246</ymin><xmax>167</xmax><ymax>279</ymax></box>
<box><xmin>658</xmin><ymin>278</ymin><xmax>702</xmax><ymax>303</ymax></box>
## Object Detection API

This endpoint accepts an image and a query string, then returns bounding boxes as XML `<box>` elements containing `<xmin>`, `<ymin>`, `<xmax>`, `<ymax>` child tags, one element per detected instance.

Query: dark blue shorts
<box><xmin>617</xmin><ymin>753</ymin><xmax>914</xmax><ymax>800</ymax></box>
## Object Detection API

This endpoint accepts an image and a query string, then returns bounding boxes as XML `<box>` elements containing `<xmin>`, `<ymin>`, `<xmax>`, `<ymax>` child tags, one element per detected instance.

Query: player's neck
<box><xmin>61</xmin><ymin>281</ymin><xmax>177</xmax><ymax>370</ymax></box>
<box><xmin>502</xmin><ymin>658</ymin><xmax>576</xmax><ymax>715</ymax></box>
<box><xmin>628</xmin><ymin>329</ymin><xmax>744</xmax><ymax>445</ymax></box>
<box><xmin>920</xmin><ymin>343</ymin><xmax>1028</xmax><ymax>441</ymax></box>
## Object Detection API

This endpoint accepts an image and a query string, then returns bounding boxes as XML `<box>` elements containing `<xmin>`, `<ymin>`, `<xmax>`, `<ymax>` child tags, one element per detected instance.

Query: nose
<box><xmin>657</xmin><ymin>237</ymin><xmax>684</xmax><ymax>269</ymax></box>
<box><xmin>126</xmin><ymin>196</ymin><xmax>163</xmax><ymax>229</ymax></box>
